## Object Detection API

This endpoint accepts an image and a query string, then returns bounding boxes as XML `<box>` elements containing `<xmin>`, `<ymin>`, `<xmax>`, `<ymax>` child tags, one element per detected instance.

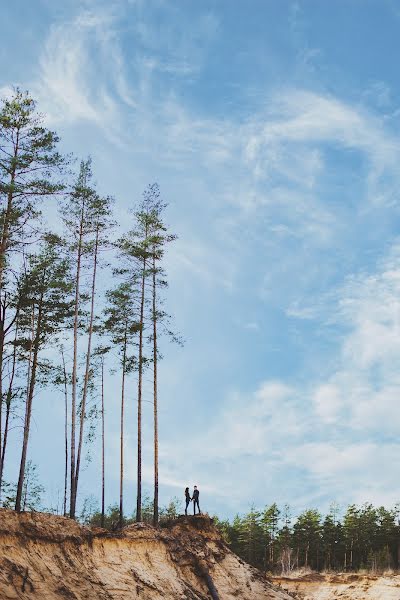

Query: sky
<box><xmin>2</xmin><ymin>0</ymin><xmax>400</xmax><ymax>520</ymax></box>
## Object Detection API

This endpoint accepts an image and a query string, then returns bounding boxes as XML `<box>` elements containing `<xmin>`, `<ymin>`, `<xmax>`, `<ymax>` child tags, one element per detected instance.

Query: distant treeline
<box><xmin>214</xmin><ymin>503</ymin><xmax>400</xmax><ymax>573</ymax></box>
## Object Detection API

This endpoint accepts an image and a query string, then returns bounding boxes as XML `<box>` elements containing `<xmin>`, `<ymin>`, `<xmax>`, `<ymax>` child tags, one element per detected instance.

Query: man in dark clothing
<box><xmin>184</xmin><ymin>487</ymin><xmax>191</xmax><ymax>515</ymax></box>
<box><xmin>192</xmin><ymin>485</ymin><xmax>201</xmax><ymax>515</ymax></box>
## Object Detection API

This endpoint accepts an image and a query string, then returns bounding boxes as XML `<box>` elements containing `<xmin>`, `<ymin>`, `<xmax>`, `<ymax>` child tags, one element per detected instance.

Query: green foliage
<box><xmin>103</xmin><ymin>282</ymin><xmax>140</xmax><ymax>367</ymax></box>
<box><xmin>0</xmin><ymin>89</ymin><xmax>66</xmax><ymax>276</ymax></box>
<box><xmin>15</xmin><ymin>234</ymin><xmax>73</xmax><ymax>352</ymax></box>
<box><xmin>1</xmin><ymin>461</ymin><xmax>44</xmax><ymax>511</ymax></box>
<box><xmin>214</xmin><ymin>502</ymin><xmax>400</xmax><ymax>574</ymax></box>
<box><xmin>86</xmin><ymin>495</ymin><xmax>181</xmax><ymax>530</ymax></box>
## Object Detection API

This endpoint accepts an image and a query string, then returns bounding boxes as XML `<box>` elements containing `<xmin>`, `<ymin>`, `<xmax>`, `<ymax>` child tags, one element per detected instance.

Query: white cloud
<box><xmin>283</xmin><ymin>441</ymin><xmax>400</xmax><ymax>506</ymax></box>
<box><xmin>37</xmin><ymin>19</ymin><xmax>106</xmax><ymax>124</ymax></box>
<box><xmin>313</xmin><ymin>384</ymin><xmax>342</xmax><ymax>424</ymax></box>
<box><xmin>154</xmin><ymin>241</ymin><xmax>400</xmax><ymax>511</ymax></box>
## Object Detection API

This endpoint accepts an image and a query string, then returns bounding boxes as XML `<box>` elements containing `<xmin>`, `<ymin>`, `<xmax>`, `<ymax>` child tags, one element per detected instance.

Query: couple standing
<box><xmin>185</xmin><ymin>485</ymin><xmax>201</xmax><ymax>515</ymax></box>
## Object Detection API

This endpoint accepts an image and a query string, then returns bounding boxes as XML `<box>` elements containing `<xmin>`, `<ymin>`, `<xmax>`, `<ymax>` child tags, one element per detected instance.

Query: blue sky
<box><xmin>2</xmin><ymin>0</ymin><xmax>400</xmax><ymax>520</ymax></box>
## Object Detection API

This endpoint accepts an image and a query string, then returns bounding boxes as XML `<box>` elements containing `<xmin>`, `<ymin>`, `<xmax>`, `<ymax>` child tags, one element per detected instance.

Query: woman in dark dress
<box><xmin>184</xmin><ymin>487</ymin><xmax>191</xmax><ymax>515</ymax></box>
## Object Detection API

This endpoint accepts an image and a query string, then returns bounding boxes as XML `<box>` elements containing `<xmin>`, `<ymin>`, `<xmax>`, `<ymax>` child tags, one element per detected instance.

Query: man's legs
<box><xmin>193</xmin><ymin>499</ymin><xmax>196</xmax><ymax>515</ymax></box>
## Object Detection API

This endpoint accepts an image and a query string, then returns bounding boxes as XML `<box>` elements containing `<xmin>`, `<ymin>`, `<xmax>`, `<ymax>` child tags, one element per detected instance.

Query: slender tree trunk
<box><xmin>15</xmin><ymin>298</ymin><xmax>43</xmax><ymax>512</ymax></box>
<box><xmin>0</xmin><ymin>289</ymin><xmax>7</xmax><ymax>490</ymax></box>
<box><xmin>0</xmin><ymin>194</ymin><xmax>13</xmax><ymax>289</ymax></box>
<box><xmin>0</xmin><ymin>316</ymin><xmax>18</xmax><ymax>496</ymax></box>
<box><xmin>120</xmin><ymin>329</ymin><xmax>127</xmax><ymax>529</ymax></box>
<box><xmin>70</xmin><ymin>202</ymin><xmax>85</xmax><ymax>519</ymax></box>
<box><xmin>74</xmin><ymin>226</ymin><xmax>99</xmax><ymax>508</ymax></box>
<box><xmin>101</xmin><ymin>358</ymin><xmax>105</xmax><ymax>528</ymax></box>
<box><xmin>61</xmin><ymin>349</ymin><xmax>69</xmax><ymax>517</ymax></box>
<box><xmin>22</xmin><ymin>466</ymin><xmax>30</xmax><ymax>511</ymax></box>
<box><xmin>136</xmin><ymin>254</ymin><xmax>147</xmax><ymax>523</ymax></box>
<box><xmin>152</xmin><ymin>253</ymin><xmax>159</xmax><ymax>526</ymax></box>
<box><xmin>0</xmin><ymin>296</ymin><xmax>5</xmax><ymax>471</ymax></box>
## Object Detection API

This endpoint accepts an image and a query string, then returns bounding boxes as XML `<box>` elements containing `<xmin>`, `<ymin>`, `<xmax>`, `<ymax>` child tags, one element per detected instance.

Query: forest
<box><xmin>213</xmin><ymin>502</ymin><xmax>400</xmax><ymax>574</ymax></box>
<box><xmin>0</xmin><ymin>89</ymin><xmax>179</xmax><ymax>528</ymax></box>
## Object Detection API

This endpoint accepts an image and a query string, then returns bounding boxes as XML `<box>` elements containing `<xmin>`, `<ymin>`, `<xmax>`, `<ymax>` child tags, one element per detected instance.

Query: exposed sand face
<box><xmin>273</xmin><ymin>572</ymin><xmax>400</xmax><ymax>600</ymax></box>
<box><xmin>0</xmin><ymin>509</ymin><xmax>291</xmax><ymax>600</ymax></box>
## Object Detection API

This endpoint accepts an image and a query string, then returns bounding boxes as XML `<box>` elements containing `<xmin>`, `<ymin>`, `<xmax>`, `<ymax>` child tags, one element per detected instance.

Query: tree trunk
<box><xmin>101</xmin><ymin>358</ymin><xmax>105</xmax><ymax>529</ymax></box>
<box><xmin>120</xmin><ymin>329</ymin><xmax>127</xmax><ymax>529</ymax></box>
<box><xmin>74</xmin><ymin>225</ymin><xmax>99</xmax><ymax>508</ymax></box>
<box><xmin>15</xmin><ymin>298</ymin><xmax>43</xmax><ymax>512</ymax></box>
<box><xmin>0</xmin><ymin>295</ymin><xmax>5</xmax><ymax>472</ymax></box>
<box><xmin>70</xmin><ymin>202</ymin><xmax>85</xmax><ymax>519</ymax></box>
<box><xmin>136</xmin><ymin>254</ymin><xmax>146</xmax><ymax>523</ymax></box>
<box><xmin>0</xmin><ymin>317</ymin><xmax>18</xmax><ymax>496</ymax></box>
<box><xmin>152</xmin><ymin>253</ymin><xmax>159</xmax><ymax>526</ymax></box>
<box><xmin>61</xmin><ymin>349</ymin><xmax>68</xmax><ymax>517</ymax></box>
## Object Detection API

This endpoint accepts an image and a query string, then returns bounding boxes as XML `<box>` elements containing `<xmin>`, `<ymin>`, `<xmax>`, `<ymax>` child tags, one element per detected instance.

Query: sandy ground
<box><xmin>0</xmin><ymin>509</ymin><xmax>291</xmax><ymax>600</ymax></box>
<box><xmin>273</xmin><ymin>572</ymin><xmax>400</xmax><ymax>599</ymax></box>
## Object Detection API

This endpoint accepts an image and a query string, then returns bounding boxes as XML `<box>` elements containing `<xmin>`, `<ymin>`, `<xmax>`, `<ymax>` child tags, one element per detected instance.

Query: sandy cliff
<box><xmin>0</xmin><ymin>509</ymin><xmax>291</xmax><ymax>599</ymax></box>
<box><xmin>273</xmin><ymin>572</ymin><xmax>400</xmax><ymax>600</ymax></box>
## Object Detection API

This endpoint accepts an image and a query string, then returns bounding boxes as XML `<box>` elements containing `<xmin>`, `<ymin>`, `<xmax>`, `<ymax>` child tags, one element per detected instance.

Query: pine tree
<box><xmin>14</xmin><ymin>234</ymin><xmax>72</xmax><ymax>512</ymax></box>
<box><xmin>0</xmin><ymin>89</ymin><xmax>65</xmax><ymax>285</ymax></box>
<box><xmin>0</xmin><ymin>90</ymin><xmax>65</xmax><ymax>489</ymax></box>
<box><xmin>277</xmin><ymin>504</ymin><xmax>293</xmax><ymax>575</ymax></box>
<box><xmin>61</xmin><ymin>158</ymin><xmax>113</xmax><ymax>518</ymax></box>
<box><xmin>117</xmin><ymin>194</ymin><xmax>153</xmax><ymax>523</ymax></box>
<box><xmin>262</xmin><ymin>503</ymin><xmax>280</xmax><ymax>570</ymax></box>
<box><xmin>144</xmin><ymin>184</ymin><xmax>178</xmax><ymax>526</ymax></box>
<box><xmin>238</xmin><ymin>505</ymin><xmax>264</xmax><ymax>567</ymax></box>
<box><xmin>74</xmin><ymin>190</ymin><xmax>114</xmax><ymax>517</ymax></box>
<box><xmin>103</xmin><ymin>283</ymin><xmax>139</xmax><ymax>528</ymax></box>
<box><xmin>343</xmin><ymin>504</ymin><xmax>360</xmax><ymax>570</ymax></box>
<box><xmin>293</xmin><ymin>509</ymin><xmax>322</xmax><ymax>569</ymax></box>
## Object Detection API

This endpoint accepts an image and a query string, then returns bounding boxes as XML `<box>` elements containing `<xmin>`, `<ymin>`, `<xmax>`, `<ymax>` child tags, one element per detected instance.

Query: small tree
<box><xmin>262</xmin><ymin>503</ymin><xmax>280</xmax><ymax>570</ymax></box>
<box><xmin>277</xmin><ymin>504</ymin><xmax>293</xmax><ymax>575</ymax></box>
<box><xmin>238</xmin><ymin>505</ymin><xmax>264</xmax><ymax>567</ymax></box>
<box><xmin>293</xmin><ymin>509</ymin><xmax>322</xmax><ymax>570</ymax></box>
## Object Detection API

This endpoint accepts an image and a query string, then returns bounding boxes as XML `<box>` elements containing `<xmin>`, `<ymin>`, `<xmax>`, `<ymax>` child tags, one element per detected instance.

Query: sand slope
<box><xmin>273</xmin><ymin>572</ymin><xmax>400</xmax><ymax>600</ymax></box>
<box><xmin>0</xmin><ymin>509</ymin><xmax>291</xmax><ymax>599</ymax></box>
